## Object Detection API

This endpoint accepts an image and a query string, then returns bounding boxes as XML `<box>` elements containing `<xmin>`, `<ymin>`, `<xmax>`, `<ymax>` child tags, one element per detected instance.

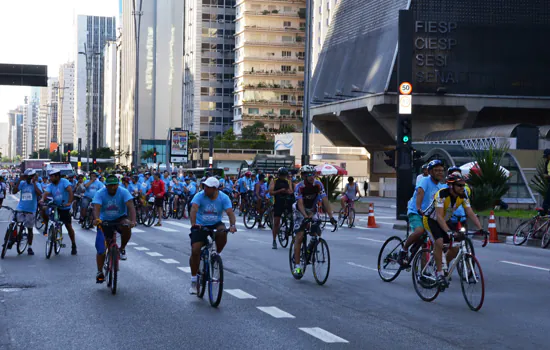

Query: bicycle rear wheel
<box><xmin>513</xmin><ymin>219</ymin><xmax>533</xmax><ymax>245</ymax></box>
<box><xmin>347</xmin><ymin>208</ymin><xmax>356</xmax><ymax>228</ymax></box>
<box><xmin>45</xmin><ymin>225</ymin><xmax>54</xmax><ymax>259</ymax></box>
<box><xmin>208</xmin><ymin>255</ymin><xmax>224</xmax><ymax>307</ymax></box>
<box><xmin>243</xmin><ymin>210</ymin><xmax>256</xmax><ymax>229</ymax></box>
<box><xmin>377</xmin><ymin>236</ymin><xmax>404</xmax><ymax>282</ymax></box>
<box><xmin>459</xmin><ymin>253</ymin><xmax>485</xmax><ymax>311</ymax></box>
<box><xmin>312</xmin><ymin>238</ymin><xmax>330</xmax><ymax>285</ymax></box>
<box><xmin>16</xmin><ymin>226</ymin><xmax>28</xmax><ymax>255</ymax></box>
<box><xmin>1</xmin><ymin>225</ymin><xmax>11</xmax><ymax>259</ymax></box>
<box><xmin>411</xmin><ymin>248</ymin><xmax>440</xmax><ymax>302</ymax></box>
<box><xmin>542</xmin><ymin>228</ymin><xmax>550</xmax><ymax>248</ymax></box>
<box><xmin>337</xmin><ymin>209</ymin><xmax>346</xmax><ymax>227</ymax></box>
<box><xmin>35</xmin><ymin>211</ymin><xmax>44</xmax><ymax>230</ymax></box>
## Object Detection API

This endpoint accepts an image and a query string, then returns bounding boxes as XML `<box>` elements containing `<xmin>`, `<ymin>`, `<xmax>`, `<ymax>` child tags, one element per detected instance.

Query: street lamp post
<box><xmin>53</xmin><ymin>85</ymin><xmax>69</xmax><ymax>161</ymax></box>
<box><xmin>132</xmin><ymin>0</ymin><xmax>144</xmax><ymax>168</ymax></box>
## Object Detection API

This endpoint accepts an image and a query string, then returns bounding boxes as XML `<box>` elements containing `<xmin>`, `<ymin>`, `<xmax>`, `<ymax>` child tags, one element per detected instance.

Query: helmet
<box><xmin>122</xmin><ymin>177</ymin><xmax>131</xmax><ymax>183</ymax></box>
<box><xmin>24</xmin><ymin>169</ymin><xmax>36</xmax><ymax>176</ymax></box>
<box><xmin>91</xmin><ymin>171</ymin><xmax>99</xmax><ymax>177</ymax></box>
<box><xmin>277</xmin><ymin>167</ymin><xmax>289</xmax><ymax>176</ymax></box>
<box><xmin>446</xmin><ymin>172</ymin><xmax>464</xmax><ymax>184</ymax></box>
<box><xmin>421</xmin><ymin>164</ymin><xmax>429</xmax><ymax>170</ymax></box>
<box><xmin>300</xmin><ymin>165</ymin><xmax>316</xmax><ymax>175</ymax></box>
<box><xmin>48</xmin><ymin>169</ymin><xmax>61</xmax><ymax>176</ymax></box>
<box><xmin>245</xmin><ymin>171</ymin><xmax>252</xmax><ymax>176</ymax></box>
<box><xmin>203</xmin><ymin>177</ymin><xmax>220</xmax><ymax>188</ymax></box>
<box><xmin>544</xmin><ymin>149</ymin><xmax>550</xmax><ymax>157</ymax></box>
<box><xmin>447</xmin><ymin>166</ymin><xmax>461</xmax><ymax>175</ymax></box>
<box><xmin>427</xmin><ymin>160</ymin><xmax>443</xmax><ymax>170</ymax></box>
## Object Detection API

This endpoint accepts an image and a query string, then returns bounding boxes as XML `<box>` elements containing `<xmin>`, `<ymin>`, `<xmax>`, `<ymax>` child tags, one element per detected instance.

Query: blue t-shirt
<box><xmin>407</xmin><ymin>176</ymin><xmax>446</xmax><ymax>215</ymax></box>
<box><xmin>46</xmin><ymin>178</ymin><xmax>72</xmax><ymax>210</ymax></box>
<box><xmin>84</xmin><ymin>179</ymin><xmax>105</xmax><ymax>199</ymax></box>
<box><xmin>237</xmin><ymin>177</ymin><xmax>247</xmax><ymax>192</ymax></box>
<box><xmin>224</xmin><ymin>179</ymin><xmax>233</xmax><ymax>191</ymax></box>
<box><xmin>16</xmin><ymin>181</ymin><xmax>39</xmax><ymax>213</ymax></box>
<box><xmin>185</xmin><ymin>182</ymin><xmax>197</xmax><ymax>196</ymax></box>
<box><xmin>92</xmin><ymin>187</ymin><xmax>134</xmax><ymax>221</ymax></box>
<box><xmin>191</xmin><ymin>191</ymin><xmax>232</xmax><ymax>226</ymax></box>
<box><xmin>139</xmin><ymin>180</ymin><xmax>150</xmax><ymax>194</ymax></box>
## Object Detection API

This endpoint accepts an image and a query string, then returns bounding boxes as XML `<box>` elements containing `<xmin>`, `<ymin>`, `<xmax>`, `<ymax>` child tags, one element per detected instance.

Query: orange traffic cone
<box><xmin>488</xmin><ymin>210</ymin><xmax>500</xmax><ymax>243</ymax></box>
<box><xmin>367</xmin><ymin>203</ymin><xmax>379</xmax><ymax>228</ymax></box>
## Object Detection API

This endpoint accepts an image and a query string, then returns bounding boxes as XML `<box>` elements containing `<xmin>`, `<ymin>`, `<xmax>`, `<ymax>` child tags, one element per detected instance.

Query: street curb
<box><xmin>505</xmin><ymin>236</ymin><xmax>544</xmax><ymax>247</ymax></box>
<box><xmin>393</xmin><ymin>224</ymin><xmax>408</xmax><ymax>231</ymax></box>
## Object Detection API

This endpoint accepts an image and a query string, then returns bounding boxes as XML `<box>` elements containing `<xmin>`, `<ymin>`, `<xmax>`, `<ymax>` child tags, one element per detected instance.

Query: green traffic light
<box><xmin>403</xmin><ymin>136</ymin><xmax>409</xmax><ymax>143</ymax></box>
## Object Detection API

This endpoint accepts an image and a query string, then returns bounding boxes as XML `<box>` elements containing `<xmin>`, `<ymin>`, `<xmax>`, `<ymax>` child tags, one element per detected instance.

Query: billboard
<box><xmin>170</xmin><ymin>130</ymin><xmax>189</xmax><ymax>163</ymax></box>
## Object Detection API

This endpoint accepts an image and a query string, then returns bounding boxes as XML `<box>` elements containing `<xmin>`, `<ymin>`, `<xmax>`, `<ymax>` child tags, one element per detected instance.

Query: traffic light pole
<box><xmin>395</xmin><ymin>9</ymin><xmax>414</xmax><ymax>220</ymax></box>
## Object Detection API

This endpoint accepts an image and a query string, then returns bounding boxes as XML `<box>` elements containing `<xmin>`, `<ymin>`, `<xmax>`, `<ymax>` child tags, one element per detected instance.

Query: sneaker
<box><xmin>437</xmin><ymin>274</ymin><xmax>448</xmax><ymax>290</ymax></box>
<box><xmin>120</xmin><ymin>249</ymin><xmax>127</xmax><ymax>260</ymax></box>
<box><xmin>292</xmin><ymin>266</ymin><xmax>303</xmax><ymax>278</ymax></box>
<box><xmin>27</xmin><ymin>247</ymin><xmax>34</xmax><ymax>255</ymax></box>
<box><xmin>155</xmin><ymin>222</ymin><xmax>162</xmax><ymax>227</ymax></box>
<box><xmin>71</xmin><ymin>245</ymin><xmax>77</xmax><ymax>255</ymax></box>
<box><xmin>272</xmin><ymin>240</ymin><xmax>277</xmax><ymax>249</ymax></box>
<box><xmin>189</xmin><ymin>281</ymin><xmax>197</xmax><ymax>295</ymax></box>
<box><xmin>397</xmin><ymin>250</ymin><xmax>409</xmax><ymax>267</ymax></box>
<box><xmin>96</xmin><ymin>271</ymin><xmax>105</xmax><ymax>284</ymax></box>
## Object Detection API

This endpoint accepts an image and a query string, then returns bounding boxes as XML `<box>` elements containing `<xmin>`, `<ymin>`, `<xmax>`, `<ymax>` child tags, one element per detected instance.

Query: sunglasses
<box><xmin>454</xmin><ymin>183</ymin><xmax>466</xmax><ymax>188</ymax></box>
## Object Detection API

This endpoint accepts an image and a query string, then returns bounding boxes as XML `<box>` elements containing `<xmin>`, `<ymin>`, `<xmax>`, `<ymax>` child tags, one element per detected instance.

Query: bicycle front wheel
<box><xmin>542</xmin><ymin>229</ymin><xmax>550</xmax><ymax>248</ymax></box>
<box><xmin>347</xmin><ymin>208</ymin><xmax>356</xmax><ymax>228</ymax></box>
<box><xmin>411</xmin><ymin>248</ymin><xmax>440</xmax><ymax>302</ymax></box>
<box><xmin>377</xmin><ymin>236</ymin><xmax>404</xmax><ymax>282</ymax></box>
<box><xmin>243</xmin><ymin>210</ymin><xmax>256</xmax><ymax>229</ymax></box>
<box><xmin>110</xmin><ymin>246</ymin><xmax>119</xmax><ymax>295</ymax></box>
<box><xmin>16</xmin><ymin>226</ymin><xmax>28</xmax><ymax>255</ymax></box>
<box><xmin>1</xmin><ymin>225</ymin><xmax>11</xmax><ymax>259</ymax></box>
<box><xmin>208</xmin><ymin>255</ymin><xmax>224</xmax><ymax>307</ymax></box>
<box><xmin>513</xmin><ymin>219</ymin><xmax>533</xmax><ymax>245</ymax></box>
<box><xmin>54</xmin><ymin>227</ymin><xmax>62</xmax><ymax>255</ymax></box>
<box><xmin>312</xmin><ymin>238</ymin><xmax>330</xmax><ymax>285</ymax></box>
<box><xmin>459</xmin><ymin>253</ymin><xmax>485</xmax><ymax>311</ymax></box>
<box><xmin>45</xmin><ymin>225</ymin><xmax>54</xmax><ymax>259</ymax></box>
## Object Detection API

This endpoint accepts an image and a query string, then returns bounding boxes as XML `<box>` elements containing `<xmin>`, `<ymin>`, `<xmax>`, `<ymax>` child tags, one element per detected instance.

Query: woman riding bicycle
<box><xmin>340</xmin><ymin>176</ymin><xmax>361</xmax><ymax>213</ymax></box>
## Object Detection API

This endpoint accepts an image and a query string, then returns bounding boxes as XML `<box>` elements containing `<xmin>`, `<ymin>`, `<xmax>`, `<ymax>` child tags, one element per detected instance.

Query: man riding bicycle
<box><xmin>422</xmin><ymin>172</ymin><xmax>484</xmax><ymax>288</ymax></box>
<box><xmin>254</xmin><ymin>174</ymin><xmax>268</xmax><ymax>228</ymax></box>
<box><xmin>292</xmin><ymin>165</ymin><xmax>337</xmax><ymax>278</ymax></box>
<box><xmin>92</xmin><ymin>175</ymin><xmax>137</xmax><ymax>283</ymax></box>
<box><xmin>11</xmin><ymin>169</ymin><xmax>42</xmax><ymax>255</ymax></box>
<box><xmin>189</xmin><ymin>177</ymin><xmax>237</xmax><ymax>294</ymax></box>
<box><xmin>80</xmin><ymin>171</ymin><xmax>105</xmax><ymax>224</ymax></box>
<box><xmin>269</xmin><ymin>167</ymin><xmax>294</xmax><ymax>249</ymax></box>
<box><xmin>398</xmin><ymin>160</ymin><xmax>446</xmax><ymax>267</ymax></box>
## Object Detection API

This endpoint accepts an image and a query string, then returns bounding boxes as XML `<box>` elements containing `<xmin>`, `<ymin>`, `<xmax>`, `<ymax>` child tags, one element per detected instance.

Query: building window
<box><xmin>248</xmin><ymin>108</ymin><xmax>259</xmax><ymax>114</ymax></box>
<box><xmin>281</xmin><ymin>65</ymin><xmax>291</xmax><ymax>71</ymax></box>
<box><xmin>283</xmin><ymin>21</ymin><xmax>291</xmax><ymax>27</ymax></box>
<box><xmin>280</xmin><ymin>109</ymin><xmax>291</xmax><ymax>116</ymax></box>
<box><xmin>284</xmin><ymin>6</ymin><xmax>292</xmax><ymax>12</ymax></box>
<box><xmin>298</xmin><ymin>66</ymin><xmax>305</xmax><ymax>72</ymax></box>
<box><xmin>318</xmin><ymin>5</ymin><xmax>322</xmax><ymax>14</ymax></box>
<box><xmin>282</xmin><ymin>51</ymin><xmax>291</xmax><ymax>57</ymax></box>
<box><xmin>280</xmin><ymin>95</ymin><xmax>289</xmax><ymax>101</ymax></box>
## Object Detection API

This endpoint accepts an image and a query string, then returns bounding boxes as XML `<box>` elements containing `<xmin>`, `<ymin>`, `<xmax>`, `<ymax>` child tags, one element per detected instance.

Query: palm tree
<box><xmin>141</xmin><ymin>149</ymin><xmax>155</xmax><ymax>162</ymax></box>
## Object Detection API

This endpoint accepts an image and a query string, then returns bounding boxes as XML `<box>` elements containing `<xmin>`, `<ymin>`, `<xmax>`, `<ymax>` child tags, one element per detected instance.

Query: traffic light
<box><xmin>384</xmin><ymin>149</ymin><xmax>396</xmax><ymax>169</ymax></box>
<box><xmin>399</xmin><ymin>116</ymin><xmax>411</xmax><ymax>145</ymax></box>
<box><xmin>67</xmin><ymin>148</ymin><xmax>71</xmax><ymax>161</ymax></box>
<box><xmin>153</xmin><ymin>148</ymin><xmax>157</xmax><ymax>163</ymax></box>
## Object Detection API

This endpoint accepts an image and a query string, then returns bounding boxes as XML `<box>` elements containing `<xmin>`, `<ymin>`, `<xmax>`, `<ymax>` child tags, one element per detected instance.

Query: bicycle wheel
<box><xmin>105</xmin><ymin>250</ymin><xmax>112</xmax><ymax>287</ymax></box>
<box><xmin>312</xmin><ymin>238</ymin><xmax>330</xmax><ymax>285</ymax></box>
<box><xmin>54</xmin><ymin>227</ymin><xmax>62</xmax><ymax>255</ymax></box>
<box><xmin>16</xmin><ymin>226</ymin><xmax>28</xmax><ymax>255</ymax></box>
<box><xmin>208</xmin><ymin>255</ymin><xmax>224</xmax><ymax>307</ymax></box>
<box><xmin>243</xmin><ymin>209</ymin><xmax>256</xmax><ymax>229</ymax></box>
<box><xmin>1</xmin><ymin>225</ymin><xmax>11</xmax><ymax>259</ymax></box>
<box><xmin>459</xmin><ymin>253</ymin><xmax>485</xmax><ymax>311</ymax></box>
<box><xmin>176</xmin><ymin>202</ymin><xmax>184</xmax><ymax>220</ymax></box>
<box><xmin>337</xmin><ymin>209</ymin><xmax>346</xmax><ymax>227</ymax></box>
<box><xmin>197</xmin><ymin>257</ymin><xmax>207</xmax><ymax>298</ymax></box>
<box><xmin>347</xmin><ymin>208</ymin><xmax>356</xmax><ymax>228</ymax></box>
<box><xmin>35</xmin><ymin>211</ymin><xmax>44</xmax><ymax>230</ymax></box>
<box><xmin>143</xmin><ymin>207</ymin><xmax>155</xmax><ymax>227</ymax></box>
<box><xmin>265</xmin><ymin>208</ymin><xmax>273</xmax><ymax>229</ymax></box>
<box><xmin>377</xmin><ymin>236</ymin><xmax>404</xmax><ymax>282</ymax></box>
<box><xmin>411</xmin><ymin>248</ymin><xmax>440</xmax><ymax>302</ymax></box>
<box><xmin>513</xmin><ymin>219</ymin><xmax>534</xmax><ymax>245</ymax></box>
<box><xmin>542</xmin><ymin>227</ymin><xmax>550</xmax><ymax>248</ymax></box>
<box><xmin>72</xmin><ymin>202</ymin><xmax>80</xmax><ymax>219</ymax></box>
<box><xmin>278</xmin><ymin>216</ymin><xmax>290</xmax><ymax>248</ymax></box>
<box><xmin>288</xmin><ymin>237</ymin><xmax>307</xmax><ymax>279</ymax></box>
<box><xmin>162</xmin><ymin>200</ymin><xmax>170</xmax><ymax>219</ymax></box>
<box><xmin>45</xmin><ymin>225</ymin><xmax>54</xmax><ymax>259</ymax></box>
<box><xmin>319</xmin><ymin>211</ymin><xmax>328</xmax><ymax>229</ymax></box>
<box><xmin>110</xmin><ymin>246</ymin><xmax>118</xmax><ymax>295</ymax></box>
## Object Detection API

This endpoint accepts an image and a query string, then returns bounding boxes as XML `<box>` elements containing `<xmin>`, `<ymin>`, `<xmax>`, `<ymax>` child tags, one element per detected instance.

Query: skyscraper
<box><xmin>58</xmin><ymin>62</ymin><xmax>75</xmax><ymax>150</ymax></box>
<box><xmin>183</xmin><ymin>0</ymin><xmax>236</xmax><ymax>137</ymax></box>
<box><xmin>74</xmin><ymin>15</ymin><xmax>116</xmax><ymax>148</ymax></box>
<box><xmin>103</xmin><ymin>40</ymin><xmax>118</xmax><ymax>149</ymax></box>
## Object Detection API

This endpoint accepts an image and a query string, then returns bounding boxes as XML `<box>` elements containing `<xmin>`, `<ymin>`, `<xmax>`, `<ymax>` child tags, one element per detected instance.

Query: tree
<box><xmin>277</xmin><ymin>124</ymin><xmax>296</xmax><ymax>133</ymax></box>
<box><xmin>141</xmin><ymin>149</ymin><xmax>155</xmax><ymax>162</ymax></box>
<box><xmin>95</xmin><ymin>147</ymin><xmax>115</xmax><ymax>159</ymax></box>
<box><xmin>530</xmin><ymin>158</ymin><xmax>548</xmax><ymax>198</ymax></box>
<box><xmin>242</xmin><ymin>122</ymin><xmax>265</xmax><ymax>140</ymax></box>
<box><xmin>319</xmin><ymin>175</ymin><xmax>342</xmax><ymax>201</ymax></box>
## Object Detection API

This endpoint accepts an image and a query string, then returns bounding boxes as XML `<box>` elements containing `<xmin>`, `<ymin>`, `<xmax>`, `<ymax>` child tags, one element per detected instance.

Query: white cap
<box><xmin>203</xmin><ymin>177</ymin><xmax>219</xmax><ymax>188</ymax></box>
<box><xmin>48</xmin><ymin>169</ymin><xmax>61</xmax><ymax>176</ymax></box>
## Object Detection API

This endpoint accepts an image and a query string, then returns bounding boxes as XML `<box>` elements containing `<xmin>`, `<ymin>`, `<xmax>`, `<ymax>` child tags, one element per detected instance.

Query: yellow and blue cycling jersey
<box><xmin>423</xmin><ymin>187</ymin><xmax>471</xmax><ymax>222</ymax></box>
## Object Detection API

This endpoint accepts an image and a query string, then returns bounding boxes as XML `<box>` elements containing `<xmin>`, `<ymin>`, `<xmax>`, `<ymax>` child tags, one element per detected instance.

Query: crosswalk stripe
<box><xmin>160</xmin><ymin>258</ymin><xmax>180</xmax><ymax>264</ymax></box>
<box><xmin>126</xmin><ymin>242</ymin><xmax>138</xmax><ymax>246</ymax></box>
<box><xmin>225</xmin><ymin>289</ymin><xmax>257</xmax><ymax>299</ymax></box>
<box><xmin>146</xmin><ymin>252</ymin><xmax>163</xmax><ymax>257</ymax></box>
<box><xmin>177</xmin><ymin>266</ymin><xmax>191</xmax><ymax>273</ymax></box>
<box><xmin>134</xmin><ymin>247</ymin><xmax>149</xmax><ymax>251</ymax></box>
<box><xmin>257</xmin><ymin>306</ymin><xmax>295</xmax><ymax>318</ymax></box>
<box><xmin>152</xmin><ymin>226</ymin><xmax>178</xmax><ymax>232</ymax></box>
<box><xmin>299</xmin><ymin>327</ymin><xmax>348</xmax><ymax>343</ymax></box>
<box><xmin>133</xmin><ymin>228</ymin><xmax>145</xmax><ymax>233</ymax></box>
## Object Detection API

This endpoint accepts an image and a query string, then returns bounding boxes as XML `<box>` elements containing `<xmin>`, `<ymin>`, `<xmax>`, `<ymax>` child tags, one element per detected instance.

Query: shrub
<box><xmin>530</xmin><ymin>158</ymin><xmax>549</xmax><ymax>197</ymax></box>
<box><xmin>319</xmin><ymin>175</ymin><xmax>341</xmax><ymax>201</ymax></box>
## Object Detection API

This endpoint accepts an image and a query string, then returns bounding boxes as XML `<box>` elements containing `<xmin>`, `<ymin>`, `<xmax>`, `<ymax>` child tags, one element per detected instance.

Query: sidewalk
<box><xmin>330</xmin><ymin>197</ymin><xmax>395</xmax><ymax>214</ymax></box>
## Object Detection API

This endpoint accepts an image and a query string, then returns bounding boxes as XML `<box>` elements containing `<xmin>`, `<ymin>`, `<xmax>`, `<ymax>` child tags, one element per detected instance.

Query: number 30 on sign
<box><xmin>399</xmin><ymin>82</ymin><xmax>412</xmax><ymax>95</ymax></box>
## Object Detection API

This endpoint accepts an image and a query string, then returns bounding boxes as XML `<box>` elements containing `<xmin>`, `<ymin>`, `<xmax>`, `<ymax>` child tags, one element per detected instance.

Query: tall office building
<box><xmin>22</xmin><ymin>89</ymin><xmax>40</xmax><ymax>158</ymax></box>
<box><xmin>120</xmin><ymin>0</ymin><xmax>183</xmax><ymax>165</ymax></box>
<box><xmin>74</xmin><ymin>15</ymin><xmax>116</xmax><ymax>148</ymax></box>
<box><xmin>36</xmin><ymin>78</ymin><xmax>59</xmax><ymax>151</ymax></box>
<box><xmin>183</xmin><ymin>0</ymin><xmax>236</xmax><ymax>137</ymax></box>
<box><xmin>311</xmin><ymin>0</ymin><xmax>338</xmax><ymax>73</ymax></box>
<box><xmin>58</xmin><ymin>62</ymin><xmax>75</xmax><ymax>150</ymax></box>
<box><xmin>232</xmin><ymin>0</ymin><xmax>306</xmax><ymax>136</ymax></box>
<box><xmin>103</xmin><ymin>40</ymin><xmax>118</xmax><ymax>149</ymax></box>
<box><xmin>6</xmin><ymin>107</ymin><xmax>23</xmax><ymax>159</ymax></box>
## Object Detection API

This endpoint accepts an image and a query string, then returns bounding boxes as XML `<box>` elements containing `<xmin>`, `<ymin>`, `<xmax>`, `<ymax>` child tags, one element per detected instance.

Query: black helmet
<box><xmin>447</xmin><ymin>166</ymin><xmax>461</xmax><ymax>175</ymax></box>
<box><xmin>446</xmin><ymin>172</ymin><xmax>464</xmax><ymax>184</ymax></box>
<box><xmin>277</xmin><ymin>167</ymin><xmax>289</xmax><ymax>176</ymax></box>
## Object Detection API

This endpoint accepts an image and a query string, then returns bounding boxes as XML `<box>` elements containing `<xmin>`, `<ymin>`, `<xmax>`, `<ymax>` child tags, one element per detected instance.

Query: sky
<box><xmin>0</xmin><ymin>0</ymin><xmax>119</xmax><ymax>122</ymax></box>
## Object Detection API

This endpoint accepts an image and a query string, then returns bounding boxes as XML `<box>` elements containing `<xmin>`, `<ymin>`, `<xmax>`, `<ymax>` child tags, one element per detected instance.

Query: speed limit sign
<box><xmin>399</xmin><ymin>82</ymin><xmax>412</xmax><ymax>95</ymax></box>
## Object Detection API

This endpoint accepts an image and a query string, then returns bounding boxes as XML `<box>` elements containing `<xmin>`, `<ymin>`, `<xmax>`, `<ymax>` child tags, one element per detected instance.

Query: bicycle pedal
<box><xmin>60</xmin><ymin>244</ymin><xmax>66</xmax><ymax>248</ymax></box>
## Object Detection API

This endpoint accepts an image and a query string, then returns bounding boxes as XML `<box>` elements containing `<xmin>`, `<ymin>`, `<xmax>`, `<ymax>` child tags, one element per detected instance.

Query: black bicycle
<box><xmin>277</xmin><ymin>208</ymin><xmax>294</xmax><ymax>248</ymax></box>
<box><xmin>97</xmin><ymin>220</ymin><xmax>129</xmax><ymax>295</ymax></box>
<box><xmin>1</xmin><ymin>206</ymin><xmax>29</xmax><ymax>259</ymax></box>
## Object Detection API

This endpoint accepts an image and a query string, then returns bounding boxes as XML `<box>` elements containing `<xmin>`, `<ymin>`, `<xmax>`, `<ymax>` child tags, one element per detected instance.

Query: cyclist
<box><xmin>447</xmin><ymin>166</ymin><xmax>470</xmax><ymax>231</ymax></box>
<box><xmin>80</xmin><ymin>171</ymin><xmax>105</xmax><ymax>224</ymax></box>
<box><xmin>147</xmin><ymin>173</ymin><xmax>165</xmax><ymax>226</ymax></box>
<box><xmin>237</xmin><ymin>172</ymin><xmax>252</xmax><ymax>215</ymax></box>
<box><xmin>183</xmin><ymin>177</ymin><xmax>197</xmax><ymax>217</ymax></box>
<box><xmin>189</xmin><ymin>177</ymin><xmax>237</xmax><ymax>294</ymax></box>
<box><xmin>292</xmin><ymin>165</ymin><xmax>337</xmax><ymax>278</ymax></box>
<box><xmin>422</xmin><ymin>172</ymin><xmax>484</xmax><ymax>288</ymax></box>
<box><xmin>92</xmin><ymin>175</ymin><xmax>137</xmax><ymax>283</ymax></box>
<box><xmin>340</xmin><ymin>176</ymin><xmax>361</xmax><ymax>218</ymax></box>
<box><xmin>416</xmin><ymin>164</ymin><xmax>429</xmax><ymax>184</ymax></box>
<box><xmin>11</xmin><ymin>169</ymin><xmax>42</xmax><ymax>255</ymax></box>
<box><xmin>398</xmin><ymin>159</ymin><xmax>446</xmax><ymax>267</ymax></box>
<box><xmin>269</xmin><ymin>167</ymin><xmax>294</xmax><ymax>249</ymax></box>
<box><xmin>171</xmin><ymin>177</ymin><xmax>184</xmax><ymax>214</ymax></box>
<box><xmin>0</xmin><ymin>175</ymin><xmax>7</xmax><ymax>207</ymax></box>
<box><xmin>40</xmin><ymin>169</ymin><xmax>78</xmax><ymax>255</ymax></box>
<box><xmin>254</xmin><ymin>174</ymin><xmax>268</xmax><ymax>228</ymax></box>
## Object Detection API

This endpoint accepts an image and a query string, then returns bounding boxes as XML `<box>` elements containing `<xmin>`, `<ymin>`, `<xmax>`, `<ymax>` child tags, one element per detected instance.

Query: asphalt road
<box><xmin>1</xmin><ymin>195</ymin><xmax>550</xmax><ymax>350</ymax></box>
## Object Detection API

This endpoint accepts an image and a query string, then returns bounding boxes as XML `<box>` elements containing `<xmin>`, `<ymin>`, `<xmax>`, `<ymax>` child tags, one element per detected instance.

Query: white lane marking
<box><xmin>160</xmin><ymin>258</ymin><xmax>180</xmax><ymax>264</ymax></box>
<box><xmin>225</xmin><ymin>289</ymin><xmax>257</xmax><ymax>299</ymax></box>
<box><xmin>164</xmin><ymin>221</ymin><xmax>191</xmax><ymax>229</ymax></box>
<box><xmin>248</xmin><ymin>238</ymin><xmax>269</xmax><ymax>244</ymax></box>
<box><xmin>299</xmin><ymin>327</ymin><xmax>349</xmax><ymax>343</ymax></box>
<box><xmin>126</xmin><ymin>242</ymin><xmax>138</xmax><ymax>246</ymax></box>
<box><xmin>223</xmin><ymin>220</ymin><xmax>246</xmax><ymax>227</ymax></box>
<box><xmin>177</xmin><ymin>267</ymin><xmax>191</xmax><ymax>273</ymax></box>
<box><xmin>500</xmin><ymin>260</ymin><xmax>550</xmax><ymax>272</ymax></box>
<box><xmin>134</xmin><ymin>247</ymin><xmax>150</xmax><ymax>251</ymax></box>
<box><xmin>152</xmin><ymin>226</ymin><xmax>178</xmax><ymax>232</ymax></box>
<box><xmin>146</xmin><ymin>252</ymin><xmax>164</xmax><ymax>257</ymax></box>
<box><xmin>133</xmin><ymin>228</ymin><xmax>145</xmax><ymax>233</ymax></box>
<box><xmin>353</xmin><ymin>226</ymin><xmax>370</xmax><ymax>230</ymax></box>
<box><xmin>357</xmin><ymin>237</ymin><xmax>385</xmax><ymax>243</ymax></box>
<box><xmin>9</xmin><ymin>195</ymin><xmax>18</xmax><ymax>201</ymax></box>
<box><xmin>377</xmin><ymin>221</ymin><xmax>399</xmax><ymax>225</ymax></box>
<box><xmin>347</xmin><ymin>262</ymin><xmax>377</xmax><ymax>272</ymax></box>
<box><xmin>256</xmin><ymin>306</ymin><xmax>295</xmax><ymax>319</ymax></box>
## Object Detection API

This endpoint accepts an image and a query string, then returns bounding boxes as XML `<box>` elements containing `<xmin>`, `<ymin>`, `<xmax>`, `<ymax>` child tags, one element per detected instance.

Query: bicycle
<box><xmin>97</xmin><ymin>220</ymin><xmax>128</xmax><ymax>295</ymax></box>
<box><xmin>72</xmin><ymin>194</ymin><xmax>82</xmax><ymax>220</ymax></box>
<box><xmin>34</xmin><ymin>206</ymin><xmax>45</xmax><ymax>230</ymax></box>
<box><xmin>195</xmin><ymin>227</ymin><xmax>230</xmax><ymax>307</ymax></box>
<box><xmin>1</xmin><ymin>206</ymin><xmax>29</xmax><ymax>259</ymax></box>
<box><xmin>81</xmin><ymin>199</ymin><xmax>94</xmax><ymax>230</ymax></box>
<box><xmin>513</xmin><ymin>209</ymin><xmax>550</xmax><ymax>248</ymax></box>
<box><xmin>44</xmin><ymin>201</ymin><xmax>66</xmax><ymax>259</ymax></box>
<box><xmin>338</xmin><ymin>198</ymin><xmax>359</xmax><ymax>228</ymax></box>
<box><xmin>288</xmin><ymin>218</ymin><xmax>334</xmax><ymax>285</ymax></box>
<box><xmin>411</xmin><ymin>230</ymin><xmax>488</xmax><ymax>311</ymax></box>
<box><xmin>277</xmin><ymin>207</ymin><xmax>295</xmax><ymax>248</ymax></box>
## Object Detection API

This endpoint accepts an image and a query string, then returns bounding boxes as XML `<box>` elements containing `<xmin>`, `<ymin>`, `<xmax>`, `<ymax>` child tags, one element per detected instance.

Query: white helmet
<box><xmin>300</xmin><ymin>165</ymin><xmax>316</xmax><ymax>175</ymax></box>
<box><xmin>24</xmin><ymin>169</ymin><xmax>36</xmax><ymax>176</ymax></box>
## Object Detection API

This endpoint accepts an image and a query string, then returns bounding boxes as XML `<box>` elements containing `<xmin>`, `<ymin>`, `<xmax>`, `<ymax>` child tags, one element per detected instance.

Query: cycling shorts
<box><xmin>408</xmin><ymin>213</ymin><xmax>423</xmax><ymax>232</ymax></box>
<box><xmin>189</xmin><ymin>222</ymin><xmax>225</xmax><ymax>246</ymax></box>
<box><xmin>423</xmin><ymin>216</ymin><xmax>450</xmax><ymax>244</ymax></box>
<box><xmin>95</xmin><ymin>216</ymin><xmax>127</xmax><ymax>255</ymax></box>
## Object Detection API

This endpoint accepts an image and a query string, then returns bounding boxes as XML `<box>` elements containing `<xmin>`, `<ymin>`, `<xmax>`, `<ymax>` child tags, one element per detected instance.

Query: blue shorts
<box><xmin>408</xmin><ymin>213</ymin><xmax>423</xmax><ymax>231</ymax></box>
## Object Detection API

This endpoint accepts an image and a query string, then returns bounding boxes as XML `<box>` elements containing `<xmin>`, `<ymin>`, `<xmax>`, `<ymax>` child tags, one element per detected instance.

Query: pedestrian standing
<box><xmin>363</xmin><ymin>180</ymin><xmax>368</xmax><ymax>197</ymax></box>
<box><xmin>542</xmin><ymin>149</ymin><xmax>550</xmax><ymax>214</ymax></box>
